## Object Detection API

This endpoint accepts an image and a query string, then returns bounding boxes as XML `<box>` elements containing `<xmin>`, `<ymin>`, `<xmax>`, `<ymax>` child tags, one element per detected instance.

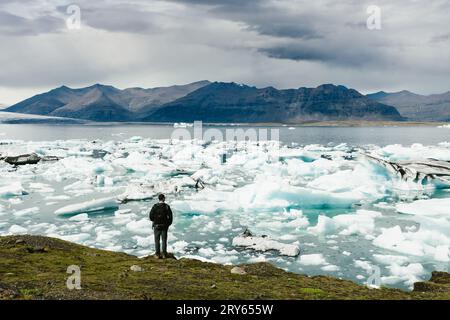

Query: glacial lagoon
<box><xmin>1</xmin><ymin>123</ymin><xmax>450</xmax><ymax>291</ymax></box>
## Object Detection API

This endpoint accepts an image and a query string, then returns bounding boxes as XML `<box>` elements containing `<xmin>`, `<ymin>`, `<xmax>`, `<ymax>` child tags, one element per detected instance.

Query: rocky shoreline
<box><xmin>0</xmin><ymin>235</ymin><xmax>449</xmax><ymax>300</ymax></box>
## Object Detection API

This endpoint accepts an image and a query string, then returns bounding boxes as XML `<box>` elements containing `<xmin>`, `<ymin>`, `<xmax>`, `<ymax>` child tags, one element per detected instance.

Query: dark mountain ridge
<box><xmin>4</xmin><ymin>81</ymin><xmax>404</xmax><ymax>122</ymax></box>
<box><xmin>368</xmin><ymin>90</ymin><xmax>450</xmax><ymax>121</ymax></box>
<box><xmin>145</xmin><ymin>82</ymin><xmax>403</xmax><ymax>122</ymax></box>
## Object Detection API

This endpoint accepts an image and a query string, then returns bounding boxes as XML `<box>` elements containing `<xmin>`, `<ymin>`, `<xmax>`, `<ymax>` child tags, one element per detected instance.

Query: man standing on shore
<box><xmin>149</xmin><ymin>194</ymin><xmax>173</xmax><ymax>259</ymax></box>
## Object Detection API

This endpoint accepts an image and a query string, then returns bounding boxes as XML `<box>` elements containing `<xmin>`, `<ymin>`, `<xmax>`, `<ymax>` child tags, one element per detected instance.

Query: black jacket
<box><xmin>149</xmin><ymin>202</ymin><xmax>173</xmax><ymax>227</ymax></box>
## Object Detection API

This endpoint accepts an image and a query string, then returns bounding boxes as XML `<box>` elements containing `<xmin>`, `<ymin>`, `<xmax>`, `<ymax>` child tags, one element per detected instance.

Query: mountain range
<box><xmin>367</xmin><ymin>90</ymin><xmax>450</xmax><ymax>121</ymax></box>
<box><xmin>2</xmin><ymin>81</ymin><xmax>405</xmax><ymax>123</ymax></box>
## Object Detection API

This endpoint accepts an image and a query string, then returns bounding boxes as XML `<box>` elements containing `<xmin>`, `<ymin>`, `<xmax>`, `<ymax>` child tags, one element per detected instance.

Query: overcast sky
<box><xmin>1</xmin><ymin>0</ymin><xmax>449</xmax><ymax>105</ymax></box>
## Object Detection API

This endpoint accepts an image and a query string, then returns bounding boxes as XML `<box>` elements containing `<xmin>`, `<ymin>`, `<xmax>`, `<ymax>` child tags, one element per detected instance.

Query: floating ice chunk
<box><xmin>68</xmin><ymin>213</ymin><xmax>90</xmax><ymax>222</ymax></box>
<box><xmin>232</xmin><ymin>231</ymin><xmax>300</xmax><ymax>257</ymax></box>
<box><xmin>45</xmin><ymin>195</ymin><xmax>71</xmax><ymax>201</ymax></box>
<box><xmin>237</xmin><ymin>179</ymin><xmax>360</xmax><ymax>210</ymax></box>
<box><xmin>308</xmin><ymin>210</ymin><xmax>381</xmax><ymax>236</ymax></box>
<box><xmin>373</xmin><ymin>226</ymin><xmax>418</xmax><ymax>256</ymax></box>
<box><xmin>308</xmin><ymin>216</ymin><xmax>336</xmax><ymax>235</ymax></box>
<box><xmin>373</xmin><ymin>254</ymin><xmax>409</xmax><ymax>266</ymax></box>
<box><xmin>28</xmin><ymin>182</ymin><xmax>54</xmax><ymax>193</ymax></box>
<box><xmin>247</xmin><ymin>255</ymin><xmax>267</xmax><ymax>263</ymax></box>
<box><xmin>133</xmin><ymin>235</ymin><xmax>153</xmax><ymax>247</ymax></box>
<box><xmin>0</xmin><ymin>182</ymin><xmax>27</xmax><ymax>198</ymax></box>
<box><xmin>13</xmin><ymin>207</ymin><xmax>39</xmax><ymax>217</ymax></box>
<box><xmin>115</xmin><ymin>209</ymin><xmax>132</xmax><ymax>216</ymax></box>
<box><xmin>126</xmin><ymin>218</ymin><xmax>152</xmax><ymax>235</ymax></box>
<box><xmin>375</xmin><ymin>144</ymin><xmax>450</xmax><ymax>162</ymax></box>
<box><xmin>95</xmin><ymin>227</ymin><xmax>121</xmax><ymax>242</ymax></box>
<box><xmin>198</xmin><ymin>247</ymin><xmax>215</xmax><ymax>257</ymax></box>
<box><xmin>170</xmin><ymin>240</ymin><xmax>189</xmax><ymax>253</ymax></box>
<box><xmin>129</xmin><ymin>136</ymin><xmax>142</xmax><ymax>142</ymax></box>
<box><xmin>307</xmin><ymin>164</ymin><xmax>387</xmax><ymax>202</ymax></box>
<box><xmin>381</xmin><ymin>263</ymin><xmax>426</xmax><ymax>289</ymax></box>
<box><xmin>55</xmin><ymin>233</ymin><xmax>91</xmax><ymax>243</ymax></box>
<box><xmin>9</xmin><ymin>224</ymin><xmax>28</xmax><ymax>234</ymax></box>
<box><xmin>171</xmin><ymin>199</ymin><xmax>225</xmax><ymax>214</ymax></box>
<box><xmin>372</xmin><ymin>225</ymin><xmax>450</xmax><ymax>261</ymax></box>
<box><xmin>55</xmin><ymin>197</ymin><xmax>119</xmax><ymax>215</ymax></box>
<box><xmin>117</xmin><ymin>185</ymin><xmax>155</xmax><ymax>203</ymax></box>
<box><xmin>321</xmin><ymin>264</ymin><xmax>340</xmax><ymax>272</ymax></box>
<box><xmin>299</xmin><ymin>254</ymin><xmax>327</xmax><ymax>266</ymax></box>
<box><xmin>353</xmin><ymin>260</ymin><xmax>373</xmax><ymax>273</ymax></box>
<box><xmin>396</xmin><ymin>198</ymin><xmax>450</xmax><ymax>218</ymax></box>
<box><xmin>211</xmin><ymin>255</ymin><xmax>238</xmax><ymax>265</ymax></box>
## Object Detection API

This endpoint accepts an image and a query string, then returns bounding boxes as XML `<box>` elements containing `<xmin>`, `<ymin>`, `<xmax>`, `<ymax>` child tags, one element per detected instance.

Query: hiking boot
<box><xmin>155</xmin><ymin>252</ymin><xmax>162</xmax><ymax>259</ymax></box>
<box><xmin>162</xmin><ymin>252</ymin><xmax>168</xmax><ymax>259</ymax></box>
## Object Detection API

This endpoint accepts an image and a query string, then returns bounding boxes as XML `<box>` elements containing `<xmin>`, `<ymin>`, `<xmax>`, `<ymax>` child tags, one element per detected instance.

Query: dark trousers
<box><xmin>154</xmin><ymin>225</ymin><xmax>168</xmax><ymax>254</ymax></box>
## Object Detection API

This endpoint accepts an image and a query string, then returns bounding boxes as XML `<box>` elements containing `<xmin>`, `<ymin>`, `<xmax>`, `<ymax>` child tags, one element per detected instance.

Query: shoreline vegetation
<box><xmin>0</xmin><ymin>235</ymin><xmax>449</xmax><ymax>300</ymax></box>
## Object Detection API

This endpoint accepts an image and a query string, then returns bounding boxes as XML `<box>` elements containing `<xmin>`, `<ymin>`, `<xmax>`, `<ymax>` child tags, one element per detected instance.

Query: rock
<box><xmin>211</xmin><ymin>284</ymin><xmax>217</xmax><ymax>289</ymax></box>
<box><xmin>4</xmin><ymin>153</ymin><xmax>41</xmax><ymax>166</ymax></box>
<box><xmin>26</xmin><ymin>246</ymin><xmax>48</xmax><ymax>253</ymax></box>
<box><xmin>15</xmin><ymin>239</ymin><xmax>25</xmax><ymax>245</ymax></box>
<box><xmin>243</xmin><ymin>228</ymin><xmax>253</xmax><ymax>237</ymax></box>
<box><xmin>231</xmin><ymin>266</ymin><xmax>247</xmax><ymax>275</ymax></box>
<box><xmin>428</xmin><ymin>271</ymin><xmax>450</xmax><ymax>284</ymax></box>
<box><xmin>41</xmin><ymin>156</ymin><xmax>61</xmax><ymax>162</ymax></box>
<box><xmin>413</xmin><ymin>271</ymin><xmax>450</xmax><ymax>292</ymax></box>
<box><xmin>92</xmin><ymin>149</ymin><xmax>109</xmax><ymax>159</ymax></box>
<box><xmin>130</xmin><ymin>265</ymin><xmax>143</xmax><ymax>272</ymax></box>
<box><xmin>413</xmin><ymin>281</ymin><xmax>449</xmax><ymax>293</ymax></box>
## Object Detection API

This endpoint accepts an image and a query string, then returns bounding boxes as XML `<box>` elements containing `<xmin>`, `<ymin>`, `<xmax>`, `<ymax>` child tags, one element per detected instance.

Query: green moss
<box><xmin>0</xmin><ymin>235</ymin><xmax>449</xmax><ymax>300</ymax></box>
<box><xmin>299</xmin><ymin>288</ymin><xmax>324</xmax><ymax>295</ymax></box>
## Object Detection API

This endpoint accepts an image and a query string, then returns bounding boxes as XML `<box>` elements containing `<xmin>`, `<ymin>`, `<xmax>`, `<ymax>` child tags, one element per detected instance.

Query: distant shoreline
<box><xmin>0</xmin><ymin>111</ymin><xmax>448</xmax><ymax>128</ymax></box>
<box><xmin>80</xmin><ymin>120</ymin><xmax>449</xmax><ymax>127</ymax></box>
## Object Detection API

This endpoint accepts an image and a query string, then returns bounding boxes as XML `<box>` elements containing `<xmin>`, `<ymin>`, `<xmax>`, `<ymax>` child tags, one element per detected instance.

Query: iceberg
<box><xmin>117</xmin><ymin>185</ymin><xmax>155</xmax><ymax>203</ymax></box>
<box><xmin>232</xmin><ymin>230</ymin><xmax>300</xmax><ymax>257</ymax></box>
<box><xmin>55</xmin><ymin>197</ymin><xmax>119</xmax><ymax>216</ymax></box>
<box><xmin>396</xmin><ymin>198</ymin><xmax>450</xmax><ymax>218</ymax></box>
<box><xmin>0</xmin><ymin>183</ymin><xmax>27</xmax><ymax>198</ymax></box>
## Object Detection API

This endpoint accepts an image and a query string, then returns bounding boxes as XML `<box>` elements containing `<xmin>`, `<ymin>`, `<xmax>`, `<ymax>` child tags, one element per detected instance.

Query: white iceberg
<box><xmin>117</xmin><ymin>185</ymin><xmax>155</xmax><ymax>202</ymax></box>
<box><xmin>55</xmin><ymin>197</ymin><xmax>119</xmax><ymax>215</ymax></box>
<box><xmin>232</xmin><ymin>230</ymin><xmax>300</xmax><ymax>257</ymax></box>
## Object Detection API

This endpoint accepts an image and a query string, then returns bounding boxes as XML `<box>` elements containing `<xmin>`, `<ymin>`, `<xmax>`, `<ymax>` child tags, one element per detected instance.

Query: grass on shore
<box><xmin>0</xmin><ymin>235</ymin><xmax>449</xmax><ymax>300</ymax></box>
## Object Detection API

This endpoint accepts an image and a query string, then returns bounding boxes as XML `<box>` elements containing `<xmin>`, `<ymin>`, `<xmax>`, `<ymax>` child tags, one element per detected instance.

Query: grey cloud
<box><xmin>431</xmin><ymin>33</ymin><xmax>450</xmax><ymax>43</ymax></box>
<box><xmin>0</xmin><ymin>10</ymin><xmax>63</xmax><ymax>36</ymax></box>
<box><xmin>0</xmin><ymin>0</ymin><xmax>450</xmax><ymax>102</ymax></box>
<box><xmin>169</xmin><ymin>0</ymin><xmax>321</xmax><ymax>39</ymax></box>
<box><xmin>259</xmin><ymin>41</ymin><xmax>384</xmax><ymax>67</ymax></box>
<box><xmin>55</xmin><ymin>3</ymin><xmax>161</xmax><ymax>34</ymax></box>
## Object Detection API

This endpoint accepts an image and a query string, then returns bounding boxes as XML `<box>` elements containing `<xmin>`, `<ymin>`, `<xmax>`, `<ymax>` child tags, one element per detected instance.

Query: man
<box><xmin>149</xmin><ymin>194</ymin><xmax>173</xmax><ymax>259</ymax></box>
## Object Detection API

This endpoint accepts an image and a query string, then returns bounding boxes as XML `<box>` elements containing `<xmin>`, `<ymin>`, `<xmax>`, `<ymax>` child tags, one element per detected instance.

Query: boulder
<box><xmin>130</xmin><ymin>265</ymin><xmax>143</xmax><ymax>272</ymax></box>
<box><xmin>230</xmin><ymin>266</ymin><xmax>247</xmax><ymax>275</ymax></box>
